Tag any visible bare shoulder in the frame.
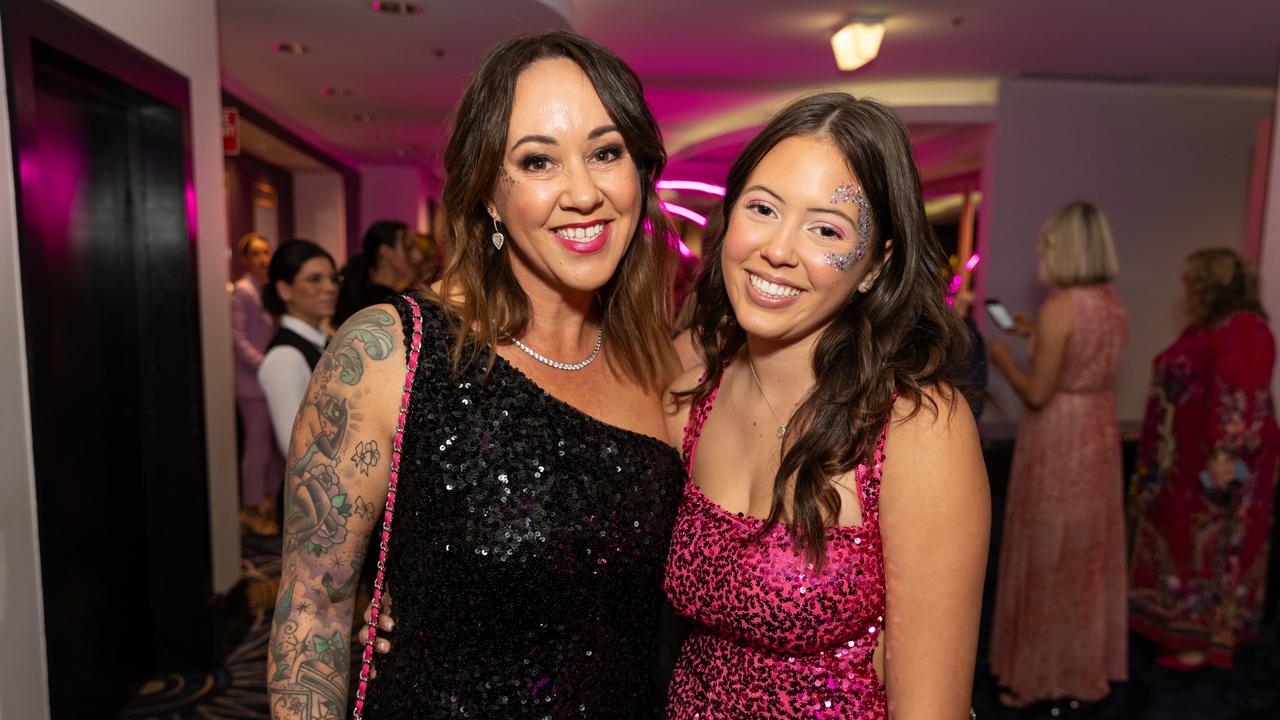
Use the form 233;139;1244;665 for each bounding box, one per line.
324;304;409;424
662;357;707;450
882;384;986;502
1040;290;1073;324
672;329;701;373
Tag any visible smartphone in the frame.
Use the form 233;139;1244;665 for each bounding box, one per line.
984;299;1017;331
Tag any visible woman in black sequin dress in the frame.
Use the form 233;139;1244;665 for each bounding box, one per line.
267;31;684;719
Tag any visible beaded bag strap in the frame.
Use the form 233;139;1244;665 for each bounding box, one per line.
352;294;423;719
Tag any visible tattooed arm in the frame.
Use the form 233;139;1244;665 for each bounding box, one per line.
268;305;405;720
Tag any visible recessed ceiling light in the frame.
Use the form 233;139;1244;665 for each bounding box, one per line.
322;86;352;97
272;41;310;55
351;112;375;123
831;18;885;72
369;2;421;15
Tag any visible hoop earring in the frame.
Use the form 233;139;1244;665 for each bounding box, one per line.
491;217;505;251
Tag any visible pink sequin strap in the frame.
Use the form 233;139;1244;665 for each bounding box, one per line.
680;366;723;475
352;295;423;720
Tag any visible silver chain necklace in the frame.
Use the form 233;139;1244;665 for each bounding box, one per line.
511;328;604;371
747;356;792;438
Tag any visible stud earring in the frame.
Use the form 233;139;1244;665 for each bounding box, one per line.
490;216;505;251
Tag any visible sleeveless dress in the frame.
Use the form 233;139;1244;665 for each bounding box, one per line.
989;284;1129;702
360;296;685;718
663;368;889;719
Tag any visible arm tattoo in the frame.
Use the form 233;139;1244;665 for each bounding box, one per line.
269;307;399;718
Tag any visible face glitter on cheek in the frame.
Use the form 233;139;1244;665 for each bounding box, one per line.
823;250;859;272
497;164;518;192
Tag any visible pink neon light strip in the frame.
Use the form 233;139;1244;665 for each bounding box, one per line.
657;180;727;197
965;252;981;271
662;202;708;226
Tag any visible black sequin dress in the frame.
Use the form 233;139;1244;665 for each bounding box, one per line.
361;296;684;719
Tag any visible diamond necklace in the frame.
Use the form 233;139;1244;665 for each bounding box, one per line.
511;328;603;371
747;356;792;438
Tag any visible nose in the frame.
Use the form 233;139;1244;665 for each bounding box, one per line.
558;157;603;213
759;223;799;268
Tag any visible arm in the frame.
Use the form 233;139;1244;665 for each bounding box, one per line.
268;305;404;720
879;388;990;719
231;286;267;369
989;293;1072;410
259;348;315;457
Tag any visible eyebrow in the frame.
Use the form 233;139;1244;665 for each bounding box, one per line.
743;185;858;227
510;125;620;152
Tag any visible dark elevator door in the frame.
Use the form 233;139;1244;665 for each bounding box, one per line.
15;43;214;717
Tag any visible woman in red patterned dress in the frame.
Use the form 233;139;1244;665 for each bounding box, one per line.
1129;247;1279;670
988;201;1130;708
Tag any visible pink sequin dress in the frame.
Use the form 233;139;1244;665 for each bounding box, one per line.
663;370;889;719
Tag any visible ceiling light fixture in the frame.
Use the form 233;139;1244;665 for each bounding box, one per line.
351;112;375;123
831;17;885;72
656;180;726;197
369;1;421;14
272;41;310;55
322;87;352;97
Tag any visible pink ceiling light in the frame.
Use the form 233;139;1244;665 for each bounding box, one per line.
656;179;726;197
662;202;708;226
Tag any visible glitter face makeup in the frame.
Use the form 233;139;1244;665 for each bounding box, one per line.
497;164;518;192
823;183;873;272
823;250;857;272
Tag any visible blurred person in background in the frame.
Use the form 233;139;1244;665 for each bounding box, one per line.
1129;247;1278;670
988;201;1129;709
333;220;422;326
230;231;281;536
259;239;339;463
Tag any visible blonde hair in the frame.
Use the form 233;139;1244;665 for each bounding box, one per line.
238;231;269;257
1036;201;1118;287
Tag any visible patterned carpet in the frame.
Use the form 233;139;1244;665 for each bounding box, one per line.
121;447;1279;720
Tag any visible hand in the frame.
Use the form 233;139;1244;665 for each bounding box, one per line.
359;590;395;677
1010;313;1034;337
1205;454;1237;491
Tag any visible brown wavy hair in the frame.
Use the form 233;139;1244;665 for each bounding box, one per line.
679;93;972;565
435;31;677;391
1184;247;1265;328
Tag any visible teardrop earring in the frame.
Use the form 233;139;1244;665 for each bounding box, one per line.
491;217;505;251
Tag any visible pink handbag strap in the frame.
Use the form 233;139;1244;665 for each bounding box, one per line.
352;294;423;719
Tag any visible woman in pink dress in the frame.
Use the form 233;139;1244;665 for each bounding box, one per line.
1129;247;1278;670
662;93;990;719
987;201;1129;708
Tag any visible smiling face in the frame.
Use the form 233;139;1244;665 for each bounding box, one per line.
487;57;641;298
721;134;890;346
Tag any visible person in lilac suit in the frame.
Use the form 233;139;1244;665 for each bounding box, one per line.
230;232;282;535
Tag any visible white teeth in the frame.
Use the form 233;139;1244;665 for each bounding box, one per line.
748;273;800;298
554;224;605;241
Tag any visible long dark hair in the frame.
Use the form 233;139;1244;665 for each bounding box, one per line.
680;93;972;565
263;239;335;316
436;30;678;391
335;220;408;324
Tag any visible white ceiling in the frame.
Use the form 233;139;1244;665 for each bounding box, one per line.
218;0;1280;184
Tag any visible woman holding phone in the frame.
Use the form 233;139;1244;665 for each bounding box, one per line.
987;201;1129;709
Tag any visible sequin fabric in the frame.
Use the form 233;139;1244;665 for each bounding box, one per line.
361;296;684;719
663;370;889;719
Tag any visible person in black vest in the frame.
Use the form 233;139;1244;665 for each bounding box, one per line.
259;240;339;460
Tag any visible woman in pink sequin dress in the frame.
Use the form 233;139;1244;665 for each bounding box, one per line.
662;94;990;719
988;201;1129;707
